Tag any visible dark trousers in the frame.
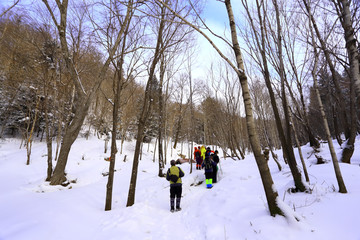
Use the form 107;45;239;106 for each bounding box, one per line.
170;185;182;210
213;167;218;183
205;171;213;179
170;185;182;199
196;157;202;169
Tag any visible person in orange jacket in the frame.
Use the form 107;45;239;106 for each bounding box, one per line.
194;147;202;170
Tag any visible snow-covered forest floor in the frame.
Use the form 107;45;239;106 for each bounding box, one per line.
0;135;360;240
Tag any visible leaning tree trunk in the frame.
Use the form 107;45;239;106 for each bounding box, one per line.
51;102;91;185
244;0;305;190
224;0;283;216
42;0;129;185
273;0;306;192
311;65;348;193
306;3;347;193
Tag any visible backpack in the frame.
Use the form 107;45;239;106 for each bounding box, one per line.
170;174;179;183
195;151;201;158
204;159;212;170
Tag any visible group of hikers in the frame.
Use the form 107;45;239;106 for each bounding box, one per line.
166;146;220;212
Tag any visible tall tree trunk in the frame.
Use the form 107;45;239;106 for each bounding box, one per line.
157;55;165;177
188;53;194;174
334;0;359;163
104;72;121;210
127;3;166;206
272;0;306;191
305;1;348;193
336;0;360;97
44;69;53;181
224;0;283;216
105;3;133;210
243;0;305;190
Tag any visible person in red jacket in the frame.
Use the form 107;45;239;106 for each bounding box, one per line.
194;147;202;170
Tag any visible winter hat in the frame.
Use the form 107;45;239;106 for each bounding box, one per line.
207;147;210;150
170;160;176;166
215;150;218;154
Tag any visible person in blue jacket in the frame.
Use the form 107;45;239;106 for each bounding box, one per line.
166;160;185;212
202;147;216;188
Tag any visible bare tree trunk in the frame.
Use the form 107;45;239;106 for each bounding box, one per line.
289;107;309;182
45;122;53;181
155;0;285;217
304;0;351;140
243;0;305;190
272;0;306;191
333;0;359;163
224;0;283;216
305;1;347;193
157;55;165;176
44;69;53;181
26;96;40;165
164;77;170;166
335;0;360;97
188;54;194;174
42;0;129;185
127;2;167;206
105;2;134;210
105;70;121;211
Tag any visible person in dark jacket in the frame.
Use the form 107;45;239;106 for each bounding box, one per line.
202;148;217;188
166;160;185;212
212;150;220;183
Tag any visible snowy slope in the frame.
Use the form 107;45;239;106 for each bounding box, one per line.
0;136;359;240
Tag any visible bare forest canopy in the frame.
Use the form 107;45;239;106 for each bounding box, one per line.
0;0;359;215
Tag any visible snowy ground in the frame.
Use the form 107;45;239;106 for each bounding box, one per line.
0;135;360;240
